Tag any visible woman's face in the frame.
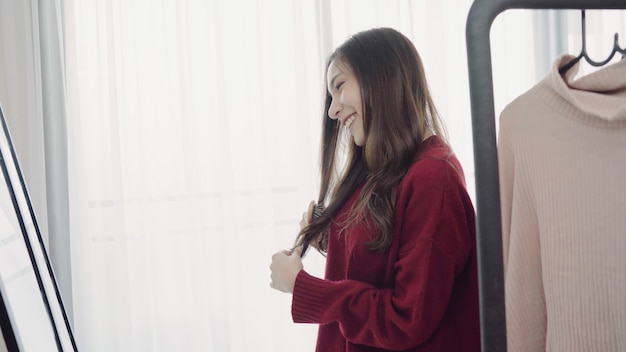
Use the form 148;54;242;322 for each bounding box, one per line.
326;59;366;146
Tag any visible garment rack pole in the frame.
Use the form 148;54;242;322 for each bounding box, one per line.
465;1;626;351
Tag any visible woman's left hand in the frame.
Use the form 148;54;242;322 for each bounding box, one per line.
269;246;303;293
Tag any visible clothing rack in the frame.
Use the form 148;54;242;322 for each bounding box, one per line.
465;1;626;351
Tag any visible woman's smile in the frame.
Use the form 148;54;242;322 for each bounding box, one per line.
344;113;356;130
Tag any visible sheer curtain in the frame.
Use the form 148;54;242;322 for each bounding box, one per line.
64;1;324;351
62;1;482;351
8;1;626;352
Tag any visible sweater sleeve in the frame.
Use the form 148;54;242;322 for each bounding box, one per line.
291;158;474;350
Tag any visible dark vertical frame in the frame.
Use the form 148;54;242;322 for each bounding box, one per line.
0;107;62;351
0;102;78;351
465;1;626;351
0;291;18;351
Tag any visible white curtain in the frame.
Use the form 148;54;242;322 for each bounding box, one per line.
62;1;481;351
64;1;325;350
5;0;626;351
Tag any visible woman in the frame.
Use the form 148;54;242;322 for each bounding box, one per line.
270;27;480;351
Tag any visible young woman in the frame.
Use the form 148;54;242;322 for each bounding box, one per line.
270;27;480;351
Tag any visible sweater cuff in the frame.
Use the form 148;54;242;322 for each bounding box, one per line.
291;270;329;323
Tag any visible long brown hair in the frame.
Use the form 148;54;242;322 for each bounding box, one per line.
295;27;447;255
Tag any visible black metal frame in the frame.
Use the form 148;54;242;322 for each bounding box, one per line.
0;290;18;351
0;103;78;351
465;1;626;351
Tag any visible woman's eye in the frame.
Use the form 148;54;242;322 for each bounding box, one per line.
335;82;344;90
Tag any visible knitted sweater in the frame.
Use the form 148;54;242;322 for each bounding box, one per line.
292;136;480;351
498;55;626;352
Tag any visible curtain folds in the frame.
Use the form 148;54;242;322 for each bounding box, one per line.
64;1;326;350
37;0;73;323
0;0;73;322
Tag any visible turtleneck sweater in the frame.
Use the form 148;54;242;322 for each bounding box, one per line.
498;55;626;352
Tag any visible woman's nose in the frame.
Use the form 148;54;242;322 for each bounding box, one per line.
328;99;341;120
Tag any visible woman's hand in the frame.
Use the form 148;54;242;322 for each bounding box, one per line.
269;246;303;293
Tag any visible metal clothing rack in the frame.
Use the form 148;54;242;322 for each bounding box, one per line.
465;1;626;351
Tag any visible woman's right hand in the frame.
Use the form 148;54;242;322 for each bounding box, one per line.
269;246;303;294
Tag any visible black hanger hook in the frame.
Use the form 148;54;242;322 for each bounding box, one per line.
559;9;626;75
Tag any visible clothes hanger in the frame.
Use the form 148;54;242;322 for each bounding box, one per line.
559;9;626;75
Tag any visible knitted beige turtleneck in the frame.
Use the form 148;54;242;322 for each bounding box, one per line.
498;54;626;352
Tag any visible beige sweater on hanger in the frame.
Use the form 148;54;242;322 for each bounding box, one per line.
498;54;626;352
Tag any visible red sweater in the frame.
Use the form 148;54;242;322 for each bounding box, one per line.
292;136;480;351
